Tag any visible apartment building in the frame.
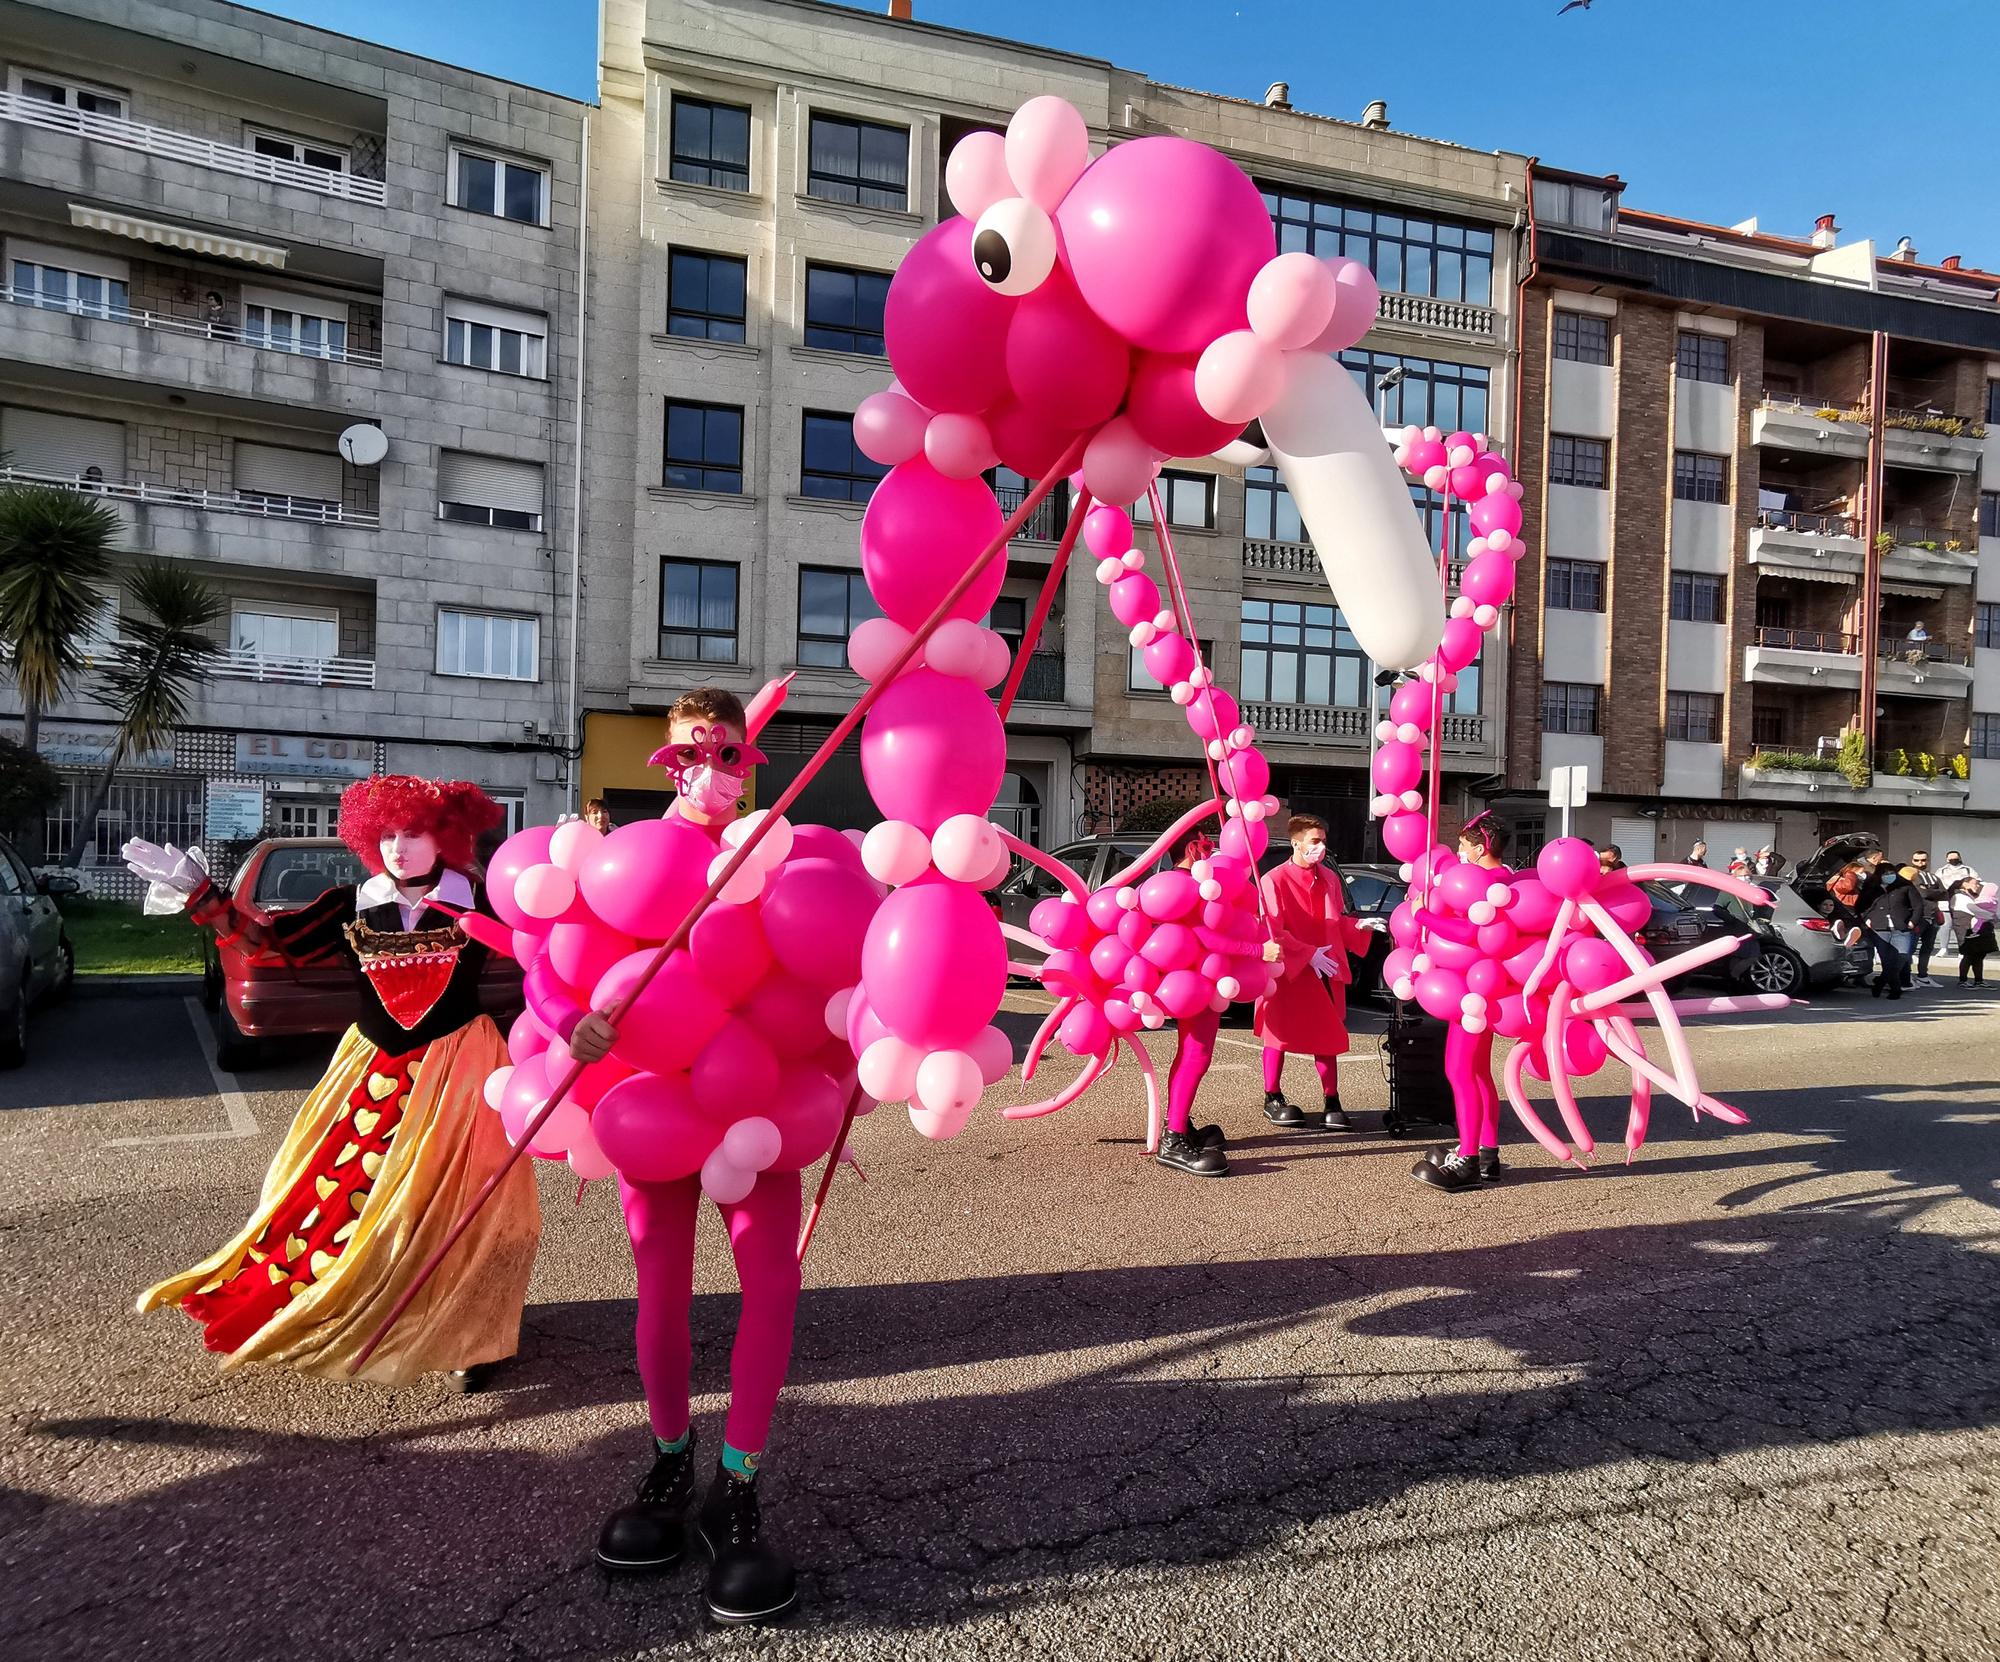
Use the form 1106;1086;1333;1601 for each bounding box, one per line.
582;0;1524;853
0;0;585;887
1503;169;2000;873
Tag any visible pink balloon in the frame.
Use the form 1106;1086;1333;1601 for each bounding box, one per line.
1506;875;1563;934
1564;1021;1609;1076
1476;919;1521;959
1108;572;1164;630
1435;864;1491;917
985;396;1080;478
1381;946;1417;989
1493;993;1542;1040
594;1071;714;1183
761;857;878;986
1090;936;1133;983
1389;681;1436;729
1032;896;1086;949
486;825;557;931
944;128;1013;218
860;670;1006;831
1140;921;1200;971
924;411;998;479
1004;268;1131;429
846;616;912;685
1536;838;1602;900
592;950;728;1075
511;928;544;964
1119;956;1160;994
1388;900;1422;948
861;880;1007;1050
1154;968;1212;1020
1059;1001;1112;1056
1246;251;1338;349
1127;351;1242;458
1469;492;1523;540
1465;957;1506;997
1306;257;1380;354
769;1066;847;1170
1372;740;1422;796
1381;812;1433;863
1186;689;1242;742
860;459;1006;631
1081;416;1159;508
740;973;837;1061
1596;874;1654;934
1081;504;1133;559
1138;870;1200;921
506;1009;553;1066
1084;888;1125;932
1458;550;1517;607
1563;937;1625;993
548;919;636;996
1219;817;1268;863
1438;617;1484;674
579;817;716;941
853;389;929;467
543;1033;632;1110
1193;329;1285;425
924;617;990;680
1218;747;1271;804
1143;631;1196;687
1116;908;1153;951
884;217;1015;413
1413;966;1468;1023
1055;136;1273;354
688;901;772;1005
790;823;870;877
691;1017;781;1119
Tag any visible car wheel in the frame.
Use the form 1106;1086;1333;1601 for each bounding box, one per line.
47;934;75;1004
201;953;223;1012
1748;945;1803;996
0;979;26;1069
212;1003;262;1072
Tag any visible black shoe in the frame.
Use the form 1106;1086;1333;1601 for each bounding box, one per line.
596;1432;697;1573
1155;1129;1229;1177
1321;1094;1357;1133
1870;979;1884;998
696;1461;798;1626
1886;986;1902;1000
447;1359;504;1394
1263;1091;1307;1129
1478;1147;1504;1183
1412;1150;1481;1192
1189;1122;1227;1151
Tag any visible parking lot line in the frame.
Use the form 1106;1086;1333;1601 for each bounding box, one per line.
105;997;262;1148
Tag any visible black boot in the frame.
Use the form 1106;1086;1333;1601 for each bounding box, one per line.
1478;1147;1504;1183
696;1461;798;1626
1263;1090;1306;1128
1189;1122;1228;1151
596;1431;697;1573
1321;1094;1356;1133
1155;1128;1229;1177
1412;1149;1481;1192
448;1358;505;1394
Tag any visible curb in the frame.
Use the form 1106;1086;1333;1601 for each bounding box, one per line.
75;974;204;998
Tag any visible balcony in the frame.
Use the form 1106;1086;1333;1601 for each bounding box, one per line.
1010;650;1066;705
1880;524;1979;586
1748;507;1864;577
0;89;384;204
3;285;384;369
1882;405;1986;473
1743;625;1860;689
1739;752;1969;809
0;466;378;528
1375;292;1499;339
1244;702;1369;742
1877;641;1974;699
1752;396;1869;459
1244;538;1464;589
993;483;1069;545
102;639;376;689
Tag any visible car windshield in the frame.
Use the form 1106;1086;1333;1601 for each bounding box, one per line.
254;847;365;906
1004;844;1098;900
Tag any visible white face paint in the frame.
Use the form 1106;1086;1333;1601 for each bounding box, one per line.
379;830;441;883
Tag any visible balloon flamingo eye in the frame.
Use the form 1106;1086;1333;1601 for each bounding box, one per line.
970;197;1056;296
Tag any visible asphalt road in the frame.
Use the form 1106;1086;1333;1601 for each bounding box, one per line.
1;977;1997;1662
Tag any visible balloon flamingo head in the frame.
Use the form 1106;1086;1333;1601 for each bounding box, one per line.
857;95;1447;669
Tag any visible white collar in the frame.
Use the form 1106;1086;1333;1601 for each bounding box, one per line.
356;867;474;915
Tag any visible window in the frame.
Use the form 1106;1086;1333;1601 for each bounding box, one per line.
1263;185;1495;306
487;792;527;839
6;249;128;320
436;450;545;531
659;559;739;662
1341;350;1490;434
247;128;347;174
1549;434;1609;490
1670;571;1726;623
1988;382;2000;427
1245;466;1301;543
986;465;1069;542
437;609;538;681
1531;177;1617;234
10;69;124;118
806;115;909;210
664;401;743;494
1541;681;1602;734
234;443;341;515
443;297;547;376
1546;558;1605;612
1752;705;1787;746
1666;690;1722;743
1553;310;1611;365
233;606;338;662
669;96;750;192
1676;331;1730;384
1976;603;2000;651
1974;713;2000;760
666;251;746;343
1131;470;1215;530
450;147;548;226
1408;484;1471;562
800;411;886;503
797;568;881;668
243;286;349;361
0;407;125;481
1674;451;1730;504
1979;491;2000;539
803;263;890;355
1242;599;1368;707
1129;636;1214;695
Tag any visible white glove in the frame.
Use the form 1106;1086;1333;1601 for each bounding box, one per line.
124;839;207;914
1310;946;1339;977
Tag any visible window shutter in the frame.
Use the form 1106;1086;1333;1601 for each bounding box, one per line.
1;408;126;479
234;442;341;500
438;450;544;514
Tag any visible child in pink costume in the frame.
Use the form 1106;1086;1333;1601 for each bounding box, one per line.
564;685;801;1627
1415;815;1509;1194
1255;813;1370;1132
1156;827;1229;1177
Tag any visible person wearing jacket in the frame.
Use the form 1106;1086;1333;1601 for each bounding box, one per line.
1935;852;1977;951
1861;862;1917;997
1907;851;1947;985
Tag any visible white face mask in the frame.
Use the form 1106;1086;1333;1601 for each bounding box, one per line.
1296;841;1326;866
680;765;746;817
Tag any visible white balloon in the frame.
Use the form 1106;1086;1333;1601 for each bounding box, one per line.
722;809;792;867
548;818;604;873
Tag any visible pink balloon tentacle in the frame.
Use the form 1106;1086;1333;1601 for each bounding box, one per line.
1605;1013;1653;1158
1572;930;1751;1014
1625;863;1773;908
1543;979;1596;1160
1003;1048;1114;1120
1022;993;1078;1083
994;828;1092;902
1125;1029;1162;1152
1521;897;1577;1000
1502;1034;1576;1163
1577;896;1701;1105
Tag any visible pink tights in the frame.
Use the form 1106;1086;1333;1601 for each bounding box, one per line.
1262;1048;1337;1097
1166;1007;1221;1134
1444;1024;1501;1159
617;1168;802;1453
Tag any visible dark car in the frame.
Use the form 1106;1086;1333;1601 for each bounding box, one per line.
1336;863;1406;998
993;836;1157;967
201;837;524;1069
0;831;77;1068
1639;880;1764;986
1791;832;1881;912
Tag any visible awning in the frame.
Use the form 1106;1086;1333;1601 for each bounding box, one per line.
1762;558;1856;586
68;203;287;269
1880;580;1944;600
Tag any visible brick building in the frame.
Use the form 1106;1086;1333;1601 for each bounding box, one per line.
1501;168;2000;874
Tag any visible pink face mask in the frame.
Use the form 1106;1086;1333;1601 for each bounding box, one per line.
1297;842;1327;866
649;723;765;815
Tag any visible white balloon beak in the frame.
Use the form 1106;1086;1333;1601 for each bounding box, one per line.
1259;355;1447;670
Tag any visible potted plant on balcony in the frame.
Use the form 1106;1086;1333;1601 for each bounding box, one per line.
1874;532;1895;557
1837;728;1871;789
1951;753;1970;781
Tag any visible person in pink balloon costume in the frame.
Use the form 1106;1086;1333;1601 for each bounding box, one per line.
1155;824;1231;1177
1255;815;1369;1132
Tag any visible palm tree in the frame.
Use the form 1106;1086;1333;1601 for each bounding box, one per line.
0;485;122;754
67;559;220;868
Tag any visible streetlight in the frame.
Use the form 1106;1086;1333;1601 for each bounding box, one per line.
1364;365;1409;857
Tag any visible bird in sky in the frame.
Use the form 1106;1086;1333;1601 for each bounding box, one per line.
1558;0;1594;13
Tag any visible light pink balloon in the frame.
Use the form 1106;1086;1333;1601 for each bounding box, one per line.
548;818;604;874
861;880;1007;1050
854;389;930;467
486;825;557;932
914;1048;983;1116
483;1063;515;1111
924;411;999;479
967;1024;1013;1086
1247;252;1338;349
700;1150;755;1205
858;1034;921;1101
506;1010;552;1067
1006;95;1091;210
721;1114;783;1172
862;820;931;887
931;814;1000;884
1194;330;1286;425
579;817;715;941
848;615;913;684
1306;258;1381;354
1081;417;1159;507
566;1118;617;1182
944;128;1014;219
860;670;1006;831
925;617;990;680
974;629;1013;689
859;458;1006;631
514;862;578;922
908;1099;974;1141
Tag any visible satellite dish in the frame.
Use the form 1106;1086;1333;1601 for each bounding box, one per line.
338;424;388;467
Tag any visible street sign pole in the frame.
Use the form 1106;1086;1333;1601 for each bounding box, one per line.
1548;765;1590;839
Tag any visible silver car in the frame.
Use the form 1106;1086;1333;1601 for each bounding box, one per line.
0;833;78;1067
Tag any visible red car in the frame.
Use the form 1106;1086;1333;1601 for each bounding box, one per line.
201;837;524;1069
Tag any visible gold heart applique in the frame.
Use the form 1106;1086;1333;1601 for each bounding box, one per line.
309;1250;335;1277
334;1141;362;1167
196;1272;225;1296
365;1074;399;1102
287;1281;307;1300
333;1220;358;1244
266;1263;287;1286
360;1152;384;1180
299;1207;321;1230
315;1175;338;1201
246;1246;267;1265
284;1234;307;1260
354;1108;382;1136
406;1059;423;1081
349;1190;368;1213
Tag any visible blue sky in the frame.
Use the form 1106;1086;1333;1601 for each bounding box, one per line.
256;0;1999;268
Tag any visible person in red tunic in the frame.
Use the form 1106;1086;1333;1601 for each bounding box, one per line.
1255;814;1370;1131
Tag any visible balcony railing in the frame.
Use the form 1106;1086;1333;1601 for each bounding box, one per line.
1754;625;1856;654
1376;292;1499;338
1879;640;1969;667
1244;538;1464;588
1883;524;1972;553
0;466;378;527
1439;713;1489;745
0;89;385;203
1883;405;1987;440
1011;649;1066;704
993;483;1069;544
1758;393;1867;422
102;639;376;689
1241;702;1368;740
1755;507;1859;539
4;285;384;368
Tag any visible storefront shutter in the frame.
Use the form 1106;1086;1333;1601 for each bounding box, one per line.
234;442;341;501
0;407;126;480
437;449;544;514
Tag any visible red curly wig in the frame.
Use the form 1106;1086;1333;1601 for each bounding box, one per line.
337;775;504;876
